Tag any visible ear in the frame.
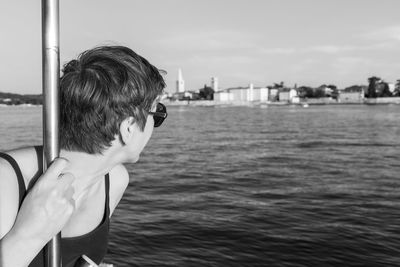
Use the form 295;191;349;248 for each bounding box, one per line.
119;117;137;144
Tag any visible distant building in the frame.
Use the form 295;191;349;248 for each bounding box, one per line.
176;68;185;93
213;84;268;102
291;95;300;104
338;89;364;103
214;90;232;102
279;88;298;103
388;83;395;93
248;83;254;101
211;77;219;91
268;88;279;101
253;86;269;102
344;85;367;95
229;87;249;102
184;91;196;100
172;90;200;101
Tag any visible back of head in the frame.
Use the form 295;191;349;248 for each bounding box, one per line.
60;46;166;154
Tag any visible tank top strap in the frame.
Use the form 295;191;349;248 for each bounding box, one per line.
34;146;43;173
105;173;110;217
0;152;26;207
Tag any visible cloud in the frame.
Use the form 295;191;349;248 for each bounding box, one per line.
364;25;400;42
330;57;375;83
299;41;399;55
332;57;371;68
155;30;260;52
307;45;357;54
260;47;296;55
155;26;400;61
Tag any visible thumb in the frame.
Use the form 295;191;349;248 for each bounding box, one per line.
42;157;69;180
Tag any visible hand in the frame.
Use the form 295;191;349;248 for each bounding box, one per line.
10;157;75;244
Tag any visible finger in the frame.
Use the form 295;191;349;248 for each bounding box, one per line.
57;172;75;188
68;198;75;214
64;184;75;200
63;197;75;218
42;157;69;180
69;197;76;212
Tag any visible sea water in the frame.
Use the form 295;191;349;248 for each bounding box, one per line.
1;104;399;266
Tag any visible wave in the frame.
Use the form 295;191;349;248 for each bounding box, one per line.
296;141;397;148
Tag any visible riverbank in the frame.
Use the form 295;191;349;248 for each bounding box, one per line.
0;103;41;108
165;97;400;107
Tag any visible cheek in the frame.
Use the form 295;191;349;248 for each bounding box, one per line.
136;117;154;152
144;117;154;140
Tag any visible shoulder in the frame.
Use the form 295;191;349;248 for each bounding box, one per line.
5;146;41;186
108;164;129;216
0;147;39;239
0;155;20;238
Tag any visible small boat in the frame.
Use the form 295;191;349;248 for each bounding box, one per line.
302;103;309;108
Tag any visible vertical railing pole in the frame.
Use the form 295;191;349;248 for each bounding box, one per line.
42;0;61;266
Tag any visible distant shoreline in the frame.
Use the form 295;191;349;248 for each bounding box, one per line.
1;98;400;108
164;97;400;107
0;103;42;107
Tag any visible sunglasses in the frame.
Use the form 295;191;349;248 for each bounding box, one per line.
148;103;168;127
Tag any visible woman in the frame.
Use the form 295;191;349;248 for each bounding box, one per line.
0;46;167;267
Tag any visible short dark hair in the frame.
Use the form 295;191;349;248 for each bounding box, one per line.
60;46;166;154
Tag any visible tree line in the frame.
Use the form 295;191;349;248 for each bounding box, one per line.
0;92;43;105
269;77;400;99
366;77;400;98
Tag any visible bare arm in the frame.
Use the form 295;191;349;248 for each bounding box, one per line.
0;158;42;266
0;158;75;267
0;229;44;267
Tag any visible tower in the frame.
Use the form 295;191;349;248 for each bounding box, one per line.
248;83;254;101
176;68;185;93
211;77;218;91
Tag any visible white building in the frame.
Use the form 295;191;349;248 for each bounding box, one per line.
176;68;185;93
253;87;269;102
230;87;250;101
213;84;269;102
388;83;395;93
211;77;219;91
214;90;232;102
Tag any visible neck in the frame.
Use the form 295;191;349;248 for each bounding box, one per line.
59;146;122;201
60;149;113;180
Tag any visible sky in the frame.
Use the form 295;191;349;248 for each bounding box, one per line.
1;0;400;94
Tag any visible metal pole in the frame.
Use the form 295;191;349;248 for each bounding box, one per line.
42;0;61;266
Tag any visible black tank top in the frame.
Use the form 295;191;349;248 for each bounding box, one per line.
0;146;110;267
